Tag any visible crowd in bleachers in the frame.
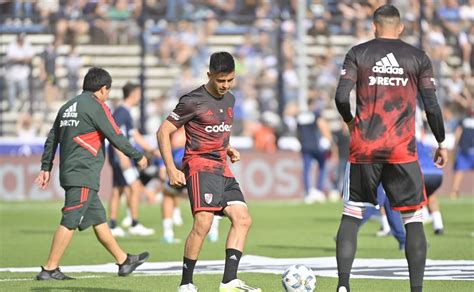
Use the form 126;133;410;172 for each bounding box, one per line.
0;0;472;144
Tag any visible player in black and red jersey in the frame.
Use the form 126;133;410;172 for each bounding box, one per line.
157;52;260;292
334;5;448;292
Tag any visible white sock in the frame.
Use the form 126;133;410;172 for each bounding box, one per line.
381;215;390;232
210;216;220;234
126;208;131;218
173;207;182;219
163;218;173;238
422;206;431;220
432;211;444;230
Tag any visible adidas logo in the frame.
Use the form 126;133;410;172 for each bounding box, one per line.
63;102;78;118
229;255;238;261
372;53;404;75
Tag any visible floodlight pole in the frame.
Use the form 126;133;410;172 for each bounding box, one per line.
296;0;308;112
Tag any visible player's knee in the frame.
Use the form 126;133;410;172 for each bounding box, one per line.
234;213;252;230
192;214;213;237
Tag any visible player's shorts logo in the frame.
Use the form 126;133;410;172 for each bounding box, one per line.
205;122;232;133
204;193;213;204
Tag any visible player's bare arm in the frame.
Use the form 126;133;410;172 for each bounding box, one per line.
227;146;240;163
132;129;161;158
157;120;186;187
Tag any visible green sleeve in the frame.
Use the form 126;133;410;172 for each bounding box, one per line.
92;102;143;162
41;114;60;171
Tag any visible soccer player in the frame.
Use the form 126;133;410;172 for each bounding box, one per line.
334;5;448;292
450;112;474;199
296;98;338;204
108;82;157;237
157;52;260;292
35;67;150;280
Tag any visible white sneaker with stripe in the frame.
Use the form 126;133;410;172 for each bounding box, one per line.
219;279;261;292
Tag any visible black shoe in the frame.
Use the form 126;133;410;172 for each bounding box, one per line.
434;229;444;235
117;252;150;276
36;266;74;280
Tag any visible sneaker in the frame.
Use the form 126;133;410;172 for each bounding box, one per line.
128;223;155;236
121;216;132;228
338;287;348;292
117;252;150;276
219;279;261;292
111;226;126;237
376;228;391;237
36;266;74;280
434;229;444;235
178;283;198;292
328;189;341;202
162;235;182;244
304;188;326;204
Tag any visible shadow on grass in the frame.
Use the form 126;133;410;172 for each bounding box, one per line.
31;287;131;292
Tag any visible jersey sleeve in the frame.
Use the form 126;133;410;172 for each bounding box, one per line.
40;113;60;171
92;101;143;162
340;48;358;82
166;95;197;128
418;53;436;90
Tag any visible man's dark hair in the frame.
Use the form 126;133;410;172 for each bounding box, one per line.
209;51;235;73
373;5;401;26
82;67;112;92
122;82;140;99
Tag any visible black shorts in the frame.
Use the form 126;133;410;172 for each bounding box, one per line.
424;173;442;197
343;161;427;211
185;172;246;215
111;164;127;187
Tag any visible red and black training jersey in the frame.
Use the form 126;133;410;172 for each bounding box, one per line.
340;38;436;163
166;85;234;177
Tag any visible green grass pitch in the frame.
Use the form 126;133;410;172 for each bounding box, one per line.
1;197;473;291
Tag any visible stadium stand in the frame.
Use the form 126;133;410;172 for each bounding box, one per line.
0;0;472;142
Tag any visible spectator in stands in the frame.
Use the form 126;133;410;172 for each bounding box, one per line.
64;44;83;97
205;0;237;18
436;0;462;38
5;33;34;111
16;112;38;139
11;0;34;22
107;0;140;44
445;69;472;110
253;111;278;153
39;38;60;111
35;0;60;28
56;0;90;44
283;61;298;103
309;16;330;38
87;1;110;44
460;0;474;22
254;0;280;30
458;25;473;75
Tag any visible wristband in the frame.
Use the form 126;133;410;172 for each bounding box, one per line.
123;168;139;185
438;141;447;149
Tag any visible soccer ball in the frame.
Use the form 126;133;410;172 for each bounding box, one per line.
282;264;317;292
